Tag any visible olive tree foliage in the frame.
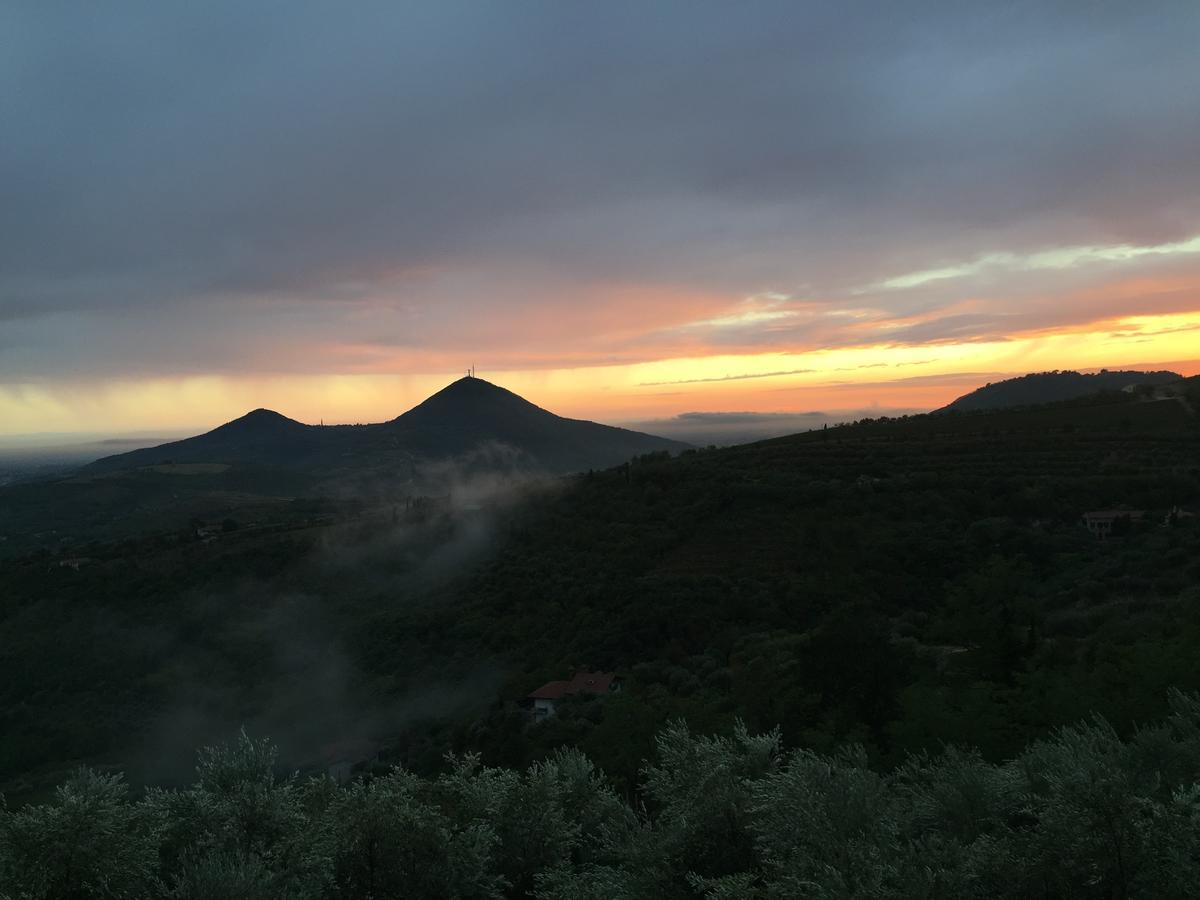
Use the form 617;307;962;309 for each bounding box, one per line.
535;721;780;900
5;699;1200;899
436;746;636;898
163;852;278;900
0;769;160;900
1000;690;1200;900
637;720;780;893
748;745;901;898
534;863;643;900
541;703;1200;900
891;744;1025;898
146;730;325;898
323;769;500;899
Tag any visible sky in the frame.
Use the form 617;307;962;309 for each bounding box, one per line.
3;2;1199;436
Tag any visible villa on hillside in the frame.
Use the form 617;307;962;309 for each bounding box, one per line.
527;670;622;720
1082;509;1144;540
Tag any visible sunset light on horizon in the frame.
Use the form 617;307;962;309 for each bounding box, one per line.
3;4;1198;438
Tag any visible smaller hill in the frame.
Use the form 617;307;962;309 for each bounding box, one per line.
938;369;1181;413
86;409;324;473
209;408;309;437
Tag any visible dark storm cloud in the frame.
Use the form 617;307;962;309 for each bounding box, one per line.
2;1;1199;377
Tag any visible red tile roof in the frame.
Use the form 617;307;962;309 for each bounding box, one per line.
528;670;618;700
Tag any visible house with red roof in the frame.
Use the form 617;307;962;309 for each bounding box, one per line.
527;670;621;720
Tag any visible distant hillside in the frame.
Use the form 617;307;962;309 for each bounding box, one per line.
938;369;1181;413
84;377;687;476
2;382;1199;802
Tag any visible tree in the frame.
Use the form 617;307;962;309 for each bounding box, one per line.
639;720;779;889
148;731;321;897
0;769;160;899
327;769;500;899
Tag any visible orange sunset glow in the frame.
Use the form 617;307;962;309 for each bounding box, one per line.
3;4;1199;442
4;309;1198;436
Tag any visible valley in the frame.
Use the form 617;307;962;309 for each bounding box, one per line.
2;375;1197;804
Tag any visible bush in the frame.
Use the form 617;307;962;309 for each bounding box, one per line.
5;702;1200;898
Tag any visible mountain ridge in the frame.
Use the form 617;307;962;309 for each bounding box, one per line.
85;377;687;476
937;369;1182;413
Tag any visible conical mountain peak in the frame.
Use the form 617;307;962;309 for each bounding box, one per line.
397;376;545;422
382;376;687;468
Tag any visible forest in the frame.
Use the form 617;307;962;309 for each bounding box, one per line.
4;695;1200;898
444;391;1200;786
2;387;1199;896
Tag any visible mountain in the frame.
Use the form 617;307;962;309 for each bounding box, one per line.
84;408;336;473
384;377;688;471
85;377;687;476
937;369;1181;413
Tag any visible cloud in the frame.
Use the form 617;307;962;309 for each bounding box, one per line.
640;367;816;386
2;1;1199;415
865;233;1200;292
